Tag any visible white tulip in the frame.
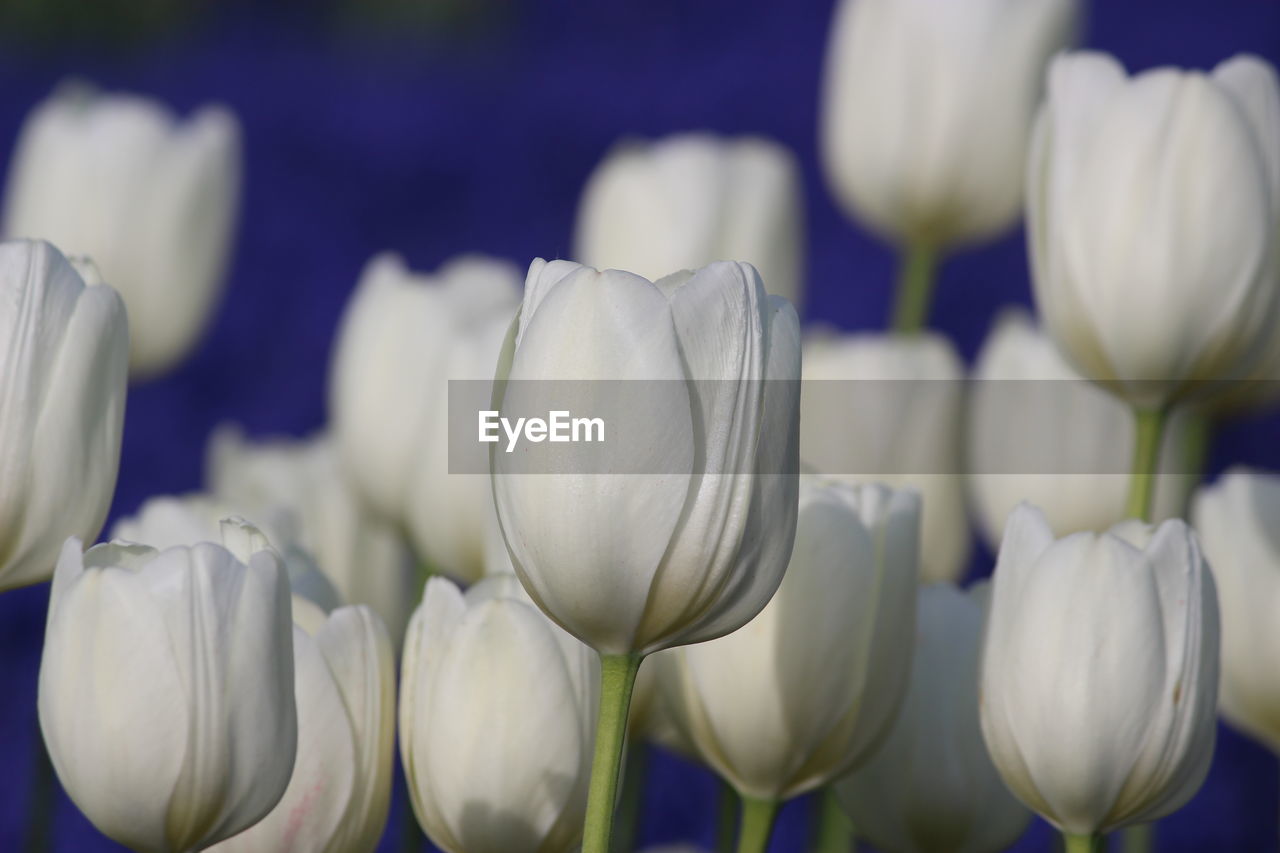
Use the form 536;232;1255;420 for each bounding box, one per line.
0;239;128;592
980;504;1219;835
801;330;968;583
967;310;1192;548
660;482;920;801
1192;469;1280;753
1028;52;1280;407
329;252;521;583
206;425;417;645
210;599;395;853
4;82;240;378
490;259;801;655
837;583;1030;853
39;536;296;852
575;133;805;308
400;575;599;853
821;0;1077;248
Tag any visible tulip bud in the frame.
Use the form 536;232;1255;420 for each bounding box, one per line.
207;425;417;646
800;330;968;583
490;259;801;656
821;0;1077;248
659;481;920;801
967;310;1191;548
329;253;521;583
38;536;296;852
836;583;1030;853
575;133;805;308
1028;53;1280;407
210;600;395;853
980;505;1219;835
4;82;240;378
400;575;599;853
1192;469;1280;753
0;239;128;592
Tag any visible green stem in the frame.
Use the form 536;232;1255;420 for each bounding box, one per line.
735;797;781;853
890;242;939;334
1122;823;1152;853
1063;833;1101;853
23;729;55;853
812;787;854;852
716;779;739;853
1124;406;1169;522
610;742;649;853
582;653;643;853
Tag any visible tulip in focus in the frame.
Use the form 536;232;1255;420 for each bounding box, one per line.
575;132;805;309
660;481;920;804
329;253;521;583
400;575;599;853
980;505;1219;839
0;239;128;592
1192;469;1280;754
4;82;241;378
801;330;968;583
38;535;296;852
837;583;1030;853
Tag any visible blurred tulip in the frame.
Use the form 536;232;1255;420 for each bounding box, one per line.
660;481;920;801
801;330;968;583
400;575;599;853
980;505;1219;835
575;132;805;309
38;535;296;852
491;258;800;656
967;310;1191;548
329;253;520;583
1028;53;1280;408
211;599;395;853
1192;469;1280;753
837;583;1030;853
821;0;1076;249
207;425;417;646
4;82;240;378
0;239;128;592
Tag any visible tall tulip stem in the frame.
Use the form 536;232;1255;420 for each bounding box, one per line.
1064;833;1101;853
1125;406;1169;522
812;786;854;852
582;653;643;853
717;779;740;853
736;796;781;853
890;241;939;334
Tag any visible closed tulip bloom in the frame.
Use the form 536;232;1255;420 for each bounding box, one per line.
980;505;1219;835
207;425;416;646
330;253;521;583
4;83;240;378
1029;53;1280;407
660;482;920;801
39;536;296;852
1192;469;1280;753
967;310;1191;549
491;259;801;655
0;239;128;592
400;575;599;853
211;599;395;853
837;583;1030;853
821;0;1076;248
575;133;805;308
801;330;968;583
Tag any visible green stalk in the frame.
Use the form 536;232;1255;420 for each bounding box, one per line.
582;654;643;853
716;779;739;853
889;242;939;334
735;797;781;853
23;729;55;853
1124;406;1169;522
1122;822;1152;853
1064;833;1101;853
610;742;649;853
812;786;854;852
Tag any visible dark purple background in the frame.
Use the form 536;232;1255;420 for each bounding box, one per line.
0;1;1278;850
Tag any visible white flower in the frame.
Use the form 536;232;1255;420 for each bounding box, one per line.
4;82;240;378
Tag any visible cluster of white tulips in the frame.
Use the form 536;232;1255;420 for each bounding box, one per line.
2;0;1279;852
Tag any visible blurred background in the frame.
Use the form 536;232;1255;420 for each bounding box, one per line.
0;0;1277;849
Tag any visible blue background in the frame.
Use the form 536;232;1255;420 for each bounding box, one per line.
0;0;1278;850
